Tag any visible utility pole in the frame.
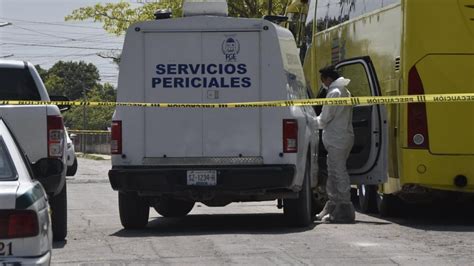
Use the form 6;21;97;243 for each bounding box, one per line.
268;0;273;16
82;88;87;154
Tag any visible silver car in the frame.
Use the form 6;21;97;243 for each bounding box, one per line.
0;119;53;265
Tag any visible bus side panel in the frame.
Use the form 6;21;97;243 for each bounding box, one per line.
311;5;402;183
400;0;474;192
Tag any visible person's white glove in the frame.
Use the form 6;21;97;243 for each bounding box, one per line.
310;116;321;130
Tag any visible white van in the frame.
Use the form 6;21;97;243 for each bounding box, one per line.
109;2;320;229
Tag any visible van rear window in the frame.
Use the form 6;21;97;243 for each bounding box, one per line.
0;68;41;100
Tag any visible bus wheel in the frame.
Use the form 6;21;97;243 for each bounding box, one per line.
358;185;378;214
376;193;399;217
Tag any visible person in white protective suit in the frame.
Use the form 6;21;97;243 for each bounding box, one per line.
314;66;356;223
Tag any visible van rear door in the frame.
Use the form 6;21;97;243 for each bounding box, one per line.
143;31;261;158
201;32;261;157
144;32;203;158
335;57;388;185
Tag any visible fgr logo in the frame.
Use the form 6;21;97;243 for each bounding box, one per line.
222;36;240;62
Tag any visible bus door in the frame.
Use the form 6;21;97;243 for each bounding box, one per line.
334;56;388;185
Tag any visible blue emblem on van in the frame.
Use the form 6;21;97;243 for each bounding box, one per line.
222;36;240;62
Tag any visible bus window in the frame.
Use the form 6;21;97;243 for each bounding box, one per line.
337;63;371;97
315;0;401;32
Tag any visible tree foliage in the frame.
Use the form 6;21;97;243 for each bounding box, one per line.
64;83;116;130
36;61;116;130
66;0;291;35
38;61;100;100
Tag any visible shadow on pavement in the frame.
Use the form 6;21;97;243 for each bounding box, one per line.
111;213;317;237
361;200;474;232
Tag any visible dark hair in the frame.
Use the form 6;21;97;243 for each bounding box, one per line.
319;66;340;81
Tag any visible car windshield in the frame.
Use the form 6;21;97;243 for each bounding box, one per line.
0;68;41;100
0;138;16;181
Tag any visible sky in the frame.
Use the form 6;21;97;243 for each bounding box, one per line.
0;0;146;85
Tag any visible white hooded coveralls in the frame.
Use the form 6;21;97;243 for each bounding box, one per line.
316;77;355;204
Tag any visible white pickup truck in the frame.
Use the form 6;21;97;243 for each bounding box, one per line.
0;60;68;241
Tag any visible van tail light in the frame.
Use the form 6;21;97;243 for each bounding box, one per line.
111;121;122;155
47;115;65;158
283;119;298;153
0;210;39;239
407;66;429;149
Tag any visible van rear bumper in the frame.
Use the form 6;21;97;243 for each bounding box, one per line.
108;165;295;193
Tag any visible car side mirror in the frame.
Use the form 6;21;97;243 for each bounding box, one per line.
32;158;64;193
49;95;71;112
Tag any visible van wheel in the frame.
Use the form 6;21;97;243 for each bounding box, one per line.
50;183;67;241
154;197;194;217
377;193;400;217
358;185;378;213
66;158;78;176
284;159;312;227
119;192;149;229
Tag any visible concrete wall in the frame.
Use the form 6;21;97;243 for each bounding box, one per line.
73;133;111;155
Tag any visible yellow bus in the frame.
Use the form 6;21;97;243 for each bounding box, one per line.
294;0;474;215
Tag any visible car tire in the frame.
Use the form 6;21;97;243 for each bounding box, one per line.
66;158;78;176
154;198;195;217
377;193;400;217
284;159;312;227
50;183;67;241
119;192;149;229
358;184;378;214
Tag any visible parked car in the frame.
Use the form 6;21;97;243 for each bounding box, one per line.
65;129;78;176
0;119;57;265
0;60;69;241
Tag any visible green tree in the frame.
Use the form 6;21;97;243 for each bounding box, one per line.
34;65;48;81
36;61;115;130
66;0;291;36
64;83;116;130
42;61;100;100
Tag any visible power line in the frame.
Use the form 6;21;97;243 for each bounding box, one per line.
0;17;103;29
11;25;75;40
0;42;120;51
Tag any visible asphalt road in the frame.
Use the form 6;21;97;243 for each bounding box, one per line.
52;158;474;265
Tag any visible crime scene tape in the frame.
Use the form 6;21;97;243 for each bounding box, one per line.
68;130;109;134
1;93;473;108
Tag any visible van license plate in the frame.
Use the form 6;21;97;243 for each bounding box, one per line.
187;170;217;186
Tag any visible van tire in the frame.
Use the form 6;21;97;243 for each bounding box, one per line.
154;198;194;217
358;184;378;213
66;158;78;176
284;159;312;227
377;193;399;217
51;183;67;241
119;192;149;229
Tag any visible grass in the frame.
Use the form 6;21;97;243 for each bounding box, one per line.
76;153;108;160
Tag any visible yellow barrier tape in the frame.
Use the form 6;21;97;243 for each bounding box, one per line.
1;93;473;108
68;130;109;134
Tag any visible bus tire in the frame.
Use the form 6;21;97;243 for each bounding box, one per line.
154;198;194;217
51;183;67;241
119;192;149;229
358;184;378;213
284;159;312;227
